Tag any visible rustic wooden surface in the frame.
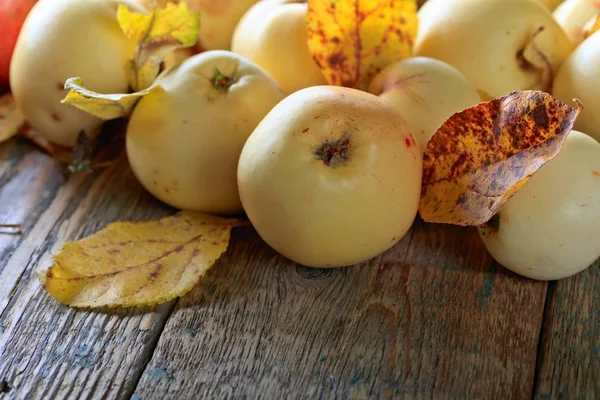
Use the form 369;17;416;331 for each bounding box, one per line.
0;138;598;400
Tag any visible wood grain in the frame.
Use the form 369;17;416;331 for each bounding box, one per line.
1;137;597;400
0;141;174;400
534;260;599;399
133;220;547;399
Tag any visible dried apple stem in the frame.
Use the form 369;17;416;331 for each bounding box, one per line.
212;69;236;90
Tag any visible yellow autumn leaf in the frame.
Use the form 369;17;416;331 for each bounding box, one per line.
418;90;582;226
61;77;159;120
118;2;201;91
307;0;418;90
39;212;242;308
0;93;25;144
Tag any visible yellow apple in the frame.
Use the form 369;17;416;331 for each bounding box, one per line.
553;0;599;46
237;86;422;268
136;0;259;51
231;0;327;94
415;0;574;99
126;50;285;214
478;130;600;280
368;56;481;152
9;0;145;147
552;30;600;142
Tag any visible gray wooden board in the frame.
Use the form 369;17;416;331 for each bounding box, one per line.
0;140;597;399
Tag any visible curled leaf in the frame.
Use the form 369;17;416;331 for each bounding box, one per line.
418;90;582;226
39;212;243;308
117;2;201;91
61;77;159;120
0;93;25;144
307;0;418;90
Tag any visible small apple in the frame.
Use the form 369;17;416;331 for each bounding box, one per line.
415;0;573;99
10;0;145;147
478;130;600;281
552;30;600;142
368;56;481;152
237;86;422;268
553;0;599;46
0;0;37;88
231;0;327;94
126;50;285;215
136;0;259;51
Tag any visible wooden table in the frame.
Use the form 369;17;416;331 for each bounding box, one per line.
0;136;597;400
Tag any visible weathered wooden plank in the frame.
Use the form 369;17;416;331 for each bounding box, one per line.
0;139;66;271
0;142;175;400
134;220;548;399
534;261;599;399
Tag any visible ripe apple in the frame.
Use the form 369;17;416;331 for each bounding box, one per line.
368;56;481;152
415;0;573;99
237;86;422;268
126;50;285;215
0;0;37;88
136;0;259;51
10;0;145;147
553;0;599;45
231;0;327;94
478;130;600;281
552;30;600;142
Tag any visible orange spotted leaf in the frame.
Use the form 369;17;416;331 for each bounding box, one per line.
307;0;418;90
39;212;243;308
418;90;582;226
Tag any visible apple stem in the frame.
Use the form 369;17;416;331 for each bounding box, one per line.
315;138;350;167
212;69;236;90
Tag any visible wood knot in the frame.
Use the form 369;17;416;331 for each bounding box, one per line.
0;380;11;394
296;266;332;280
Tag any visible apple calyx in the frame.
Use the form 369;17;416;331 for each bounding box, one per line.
315;138;350;167
518;26;553;91
212;69;236;90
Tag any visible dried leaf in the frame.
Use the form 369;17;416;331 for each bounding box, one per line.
20;128;73;164
0;93;25;144
39;212;242;308
61;77;159;120
117;2;201;91
307;0;418;90
583;15;600;39
68;131;96;173
418;90;582;226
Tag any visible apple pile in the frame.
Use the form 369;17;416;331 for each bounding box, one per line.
5;0;600;281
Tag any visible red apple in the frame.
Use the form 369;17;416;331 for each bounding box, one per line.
0;0;37;88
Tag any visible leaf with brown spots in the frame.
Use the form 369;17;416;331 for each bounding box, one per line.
418;90;582;226
0;93;25;144
39;212;243;308
307;0;417;90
